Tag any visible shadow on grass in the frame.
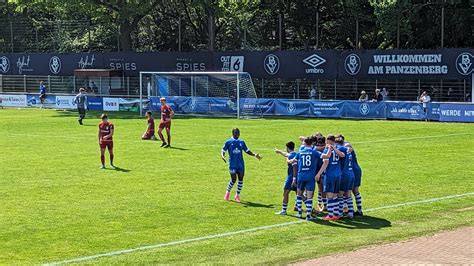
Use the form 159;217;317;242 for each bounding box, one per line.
308;215;391;230
168;146;190;151
240;201;275;209
103;166;131;172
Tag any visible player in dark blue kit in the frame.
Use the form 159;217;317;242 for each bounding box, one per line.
39;81;47;108
221;128;262;203
292;137;330;220
322;135;346;221
274;141;298;215
335;134;355;219
344;137;363;216
312;135;328;212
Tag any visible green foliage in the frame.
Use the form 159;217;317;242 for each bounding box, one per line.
2;0;473;52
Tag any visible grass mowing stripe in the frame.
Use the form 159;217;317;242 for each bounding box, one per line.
351;132;473;144
4;132;473;151
43;192;474;265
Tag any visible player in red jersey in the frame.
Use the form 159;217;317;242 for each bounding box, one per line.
142;111;156;140
158;97;174;148
98;113;115;169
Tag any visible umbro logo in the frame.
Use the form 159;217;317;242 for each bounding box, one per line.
303;54;326;74
303;54;326;68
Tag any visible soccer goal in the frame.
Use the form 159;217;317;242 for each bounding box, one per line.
139;71;262;119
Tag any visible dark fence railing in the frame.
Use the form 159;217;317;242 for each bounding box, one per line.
0;74;471;102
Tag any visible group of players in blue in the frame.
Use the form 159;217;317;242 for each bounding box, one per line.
221;128;362;221
275;133;363;221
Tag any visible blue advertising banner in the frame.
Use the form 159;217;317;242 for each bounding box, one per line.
343;101;386;119
241;98;275;116
5;92;474;122
438;103;474;122
86;96;103;110
427;103;440;121
385;101;426;120
310;100;345;118
26;94;56;108
150;96;237;115
274;99;312;117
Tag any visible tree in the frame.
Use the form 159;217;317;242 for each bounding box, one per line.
91;0;161;51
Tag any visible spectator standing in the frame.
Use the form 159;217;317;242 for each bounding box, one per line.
418;91;431;114
358;91;368;102
381;87;388;100
372;89;383;102
310;85;317;100
91;82;98;94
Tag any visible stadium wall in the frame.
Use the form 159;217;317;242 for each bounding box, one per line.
1;93;473;123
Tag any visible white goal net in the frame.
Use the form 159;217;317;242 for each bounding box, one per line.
139;71;262;118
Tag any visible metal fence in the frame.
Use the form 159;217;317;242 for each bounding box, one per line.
0;19;112;53
0;74;471;102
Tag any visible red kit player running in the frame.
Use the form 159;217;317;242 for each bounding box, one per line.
142;111;156;140
98;113;115;169
158;97;174;148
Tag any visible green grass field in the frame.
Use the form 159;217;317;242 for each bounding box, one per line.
0;108;473;264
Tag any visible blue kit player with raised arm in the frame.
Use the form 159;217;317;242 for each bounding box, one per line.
221;128;262;203
274;141;298;215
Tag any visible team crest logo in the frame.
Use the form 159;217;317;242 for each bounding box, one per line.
49;56;61;74
455;52;474;75
287;103;296;113
264;54;280;75
344;54;361;75
412;104;423;114
359;103;370;115
0;56;10;73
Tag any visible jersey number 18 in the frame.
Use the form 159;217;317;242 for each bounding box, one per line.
302;155;312;167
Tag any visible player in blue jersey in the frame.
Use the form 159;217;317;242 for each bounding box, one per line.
312;135;328;212
291;137;330;220
336;134;355;219
39;81;47;108
221;128;262;203
344;138;363;216
322;135;346;221
274;141;298;215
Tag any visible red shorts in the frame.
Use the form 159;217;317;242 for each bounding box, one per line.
99;141;113;150
142;131;155;139
159;122;171;129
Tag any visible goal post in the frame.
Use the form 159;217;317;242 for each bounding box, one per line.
139;71;262;119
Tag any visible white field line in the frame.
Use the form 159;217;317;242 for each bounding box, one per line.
43;192;474;265
2;132;472;152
